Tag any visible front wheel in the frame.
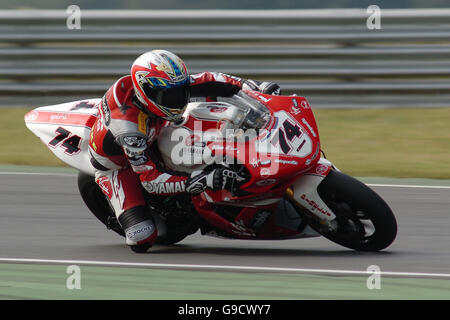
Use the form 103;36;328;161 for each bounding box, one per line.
302;170;397;251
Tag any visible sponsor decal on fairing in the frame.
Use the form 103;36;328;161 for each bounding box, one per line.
300;193;332;217
315;164;329;175
24;110;39;122
255;179;277;186
231;219;256;237
291;98;301;115
275;159;298;165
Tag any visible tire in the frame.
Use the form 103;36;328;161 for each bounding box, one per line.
306;170;397;251
155;233;189;245
77;172;125;237
154;208;199;245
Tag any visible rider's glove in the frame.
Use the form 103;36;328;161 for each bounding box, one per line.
243;80;281;95
185;167;246;195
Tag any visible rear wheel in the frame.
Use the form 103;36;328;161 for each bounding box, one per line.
152;197;199;245
299;170;397;251
156;233;191;245
77;172;125;237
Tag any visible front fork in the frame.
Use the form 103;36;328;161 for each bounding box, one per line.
286;157;339;231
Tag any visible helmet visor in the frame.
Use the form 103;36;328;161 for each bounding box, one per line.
143;84;190;110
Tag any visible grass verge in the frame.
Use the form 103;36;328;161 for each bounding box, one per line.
314;108;450;179
0;263;449;300
2;107;450;178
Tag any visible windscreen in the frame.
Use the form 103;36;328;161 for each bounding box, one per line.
219;91;270;130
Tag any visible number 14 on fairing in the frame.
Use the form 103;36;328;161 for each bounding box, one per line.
266;111;313;158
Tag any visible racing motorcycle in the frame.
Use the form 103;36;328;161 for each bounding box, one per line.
24;90;397;251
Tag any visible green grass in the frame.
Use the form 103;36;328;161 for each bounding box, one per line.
1;108;66;167
1;263;449;300
314;108;450;179
3;107;450;178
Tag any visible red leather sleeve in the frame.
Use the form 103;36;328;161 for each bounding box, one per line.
129;146;189;196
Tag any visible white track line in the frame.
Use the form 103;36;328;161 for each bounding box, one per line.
0;258;450;278
0;171;75;177
368;183;450;189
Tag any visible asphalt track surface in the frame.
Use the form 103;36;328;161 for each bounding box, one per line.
1;171;450;278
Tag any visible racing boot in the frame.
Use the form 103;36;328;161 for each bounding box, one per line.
118;206;158;253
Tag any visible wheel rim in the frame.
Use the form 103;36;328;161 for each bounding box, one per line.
323;192;378;244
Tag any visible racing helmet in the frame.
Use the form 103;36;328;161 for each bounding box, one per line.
131;50;190;121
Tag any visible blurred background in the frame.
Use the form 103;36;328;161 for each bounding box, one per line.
2;0;450;9
0;1;449;108
1;0;449;177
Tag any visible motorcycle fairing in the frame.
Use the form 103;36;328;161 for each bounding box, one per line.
24;93;332;240
290;158;337;222
24;99;100;175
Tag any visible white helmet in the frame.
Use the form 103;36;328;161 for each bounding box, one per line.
131;50;190;121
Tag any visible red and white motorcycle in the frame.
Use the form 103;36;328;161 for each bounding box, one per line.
25;90;397;251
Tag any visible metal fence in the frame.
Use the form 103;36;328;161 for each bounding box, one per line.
1;9;450;108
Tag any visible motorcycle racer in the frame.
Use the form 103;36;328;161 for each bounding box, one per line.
89;49;280;253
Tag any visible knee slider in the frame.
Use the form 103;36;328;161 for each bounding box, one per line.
118;206;157;245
